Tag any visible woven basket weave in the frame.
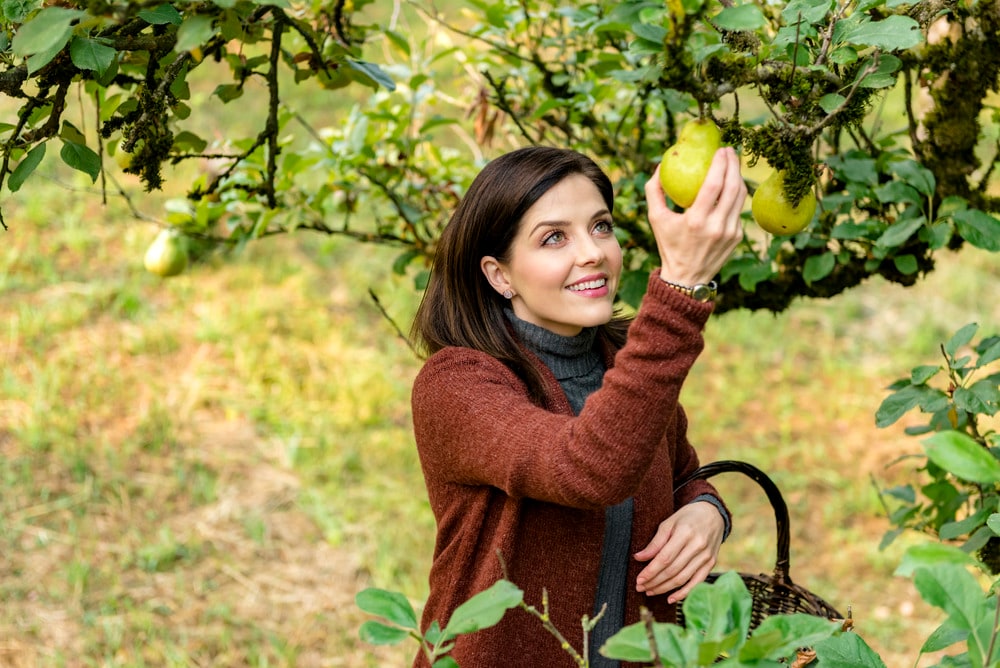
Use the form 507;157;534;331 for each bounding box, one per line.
675;460;843;630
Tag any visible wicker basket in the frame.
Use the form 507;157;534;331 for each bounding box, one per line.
675;460;843;630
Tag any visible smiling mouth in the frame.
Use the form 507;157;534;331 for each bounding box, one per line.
568;278;607;292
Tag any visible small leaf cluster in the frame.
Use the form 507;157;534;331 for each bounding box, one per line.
358;564;1000;667
357;579;522;667
877;323;1000;573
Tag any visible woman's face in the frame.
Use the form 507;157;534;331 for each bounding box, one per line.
482;174;623;337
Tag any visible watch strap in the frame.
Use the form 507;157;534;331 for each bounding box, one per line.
661;278;718;302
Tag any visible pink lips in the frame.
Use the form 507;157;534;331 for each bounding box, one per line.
567;274;610;297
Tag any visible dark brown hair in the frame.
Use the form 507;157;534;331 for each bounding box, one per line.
411;146;631;402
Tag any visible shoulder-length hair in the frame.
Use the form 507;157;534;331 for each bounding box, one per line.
411;146;631;403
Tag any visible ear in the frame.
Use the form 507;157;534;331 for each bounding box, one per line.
480;255;512;296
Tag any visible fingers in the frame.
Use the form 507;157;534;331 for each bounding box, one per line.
634;504;725;601
647;146;747;286
635;528;713;597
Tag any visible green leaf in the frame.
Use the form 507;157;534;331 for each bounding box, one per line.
874;181;921;206
781;0;834;26
2;0;36;23
213;84;243;103
921;617;968;653
631;22;667;43
893;254;918;275
59;140;100;182
940;507;991;540
176;14;215;53
988;513;1000;536
69;36;116;74
875;383;946;427
358;620;411;646
442;580;522;639
913;564;987;632
392;249;421;275
857;54;903;89
829;45;858;65
978;339;1000;367
347;59;396;92
138;4;183;25
813;631;887;668
910;365;941;385
6;143;46;193
923;431;1000;485
968;378;1000;413
355;588;418;630
681;571;752;647
803;253;835;284
172;130;208;153
953;209;1000;251
431;658;460;668
954;387;990;416
841;15;923;50
945;323;979;357
617;269;649;309
602;620;698;664
11;6;81;56
819;93;846;114
739;615;839;661
11;6;82;73
713;4;766;31
892;160;936;196
894;543;979;578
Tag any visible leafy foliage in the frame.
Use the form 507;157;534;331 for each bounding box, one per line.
876;323;1000;574
2;1;1000;312
358;565;1000;667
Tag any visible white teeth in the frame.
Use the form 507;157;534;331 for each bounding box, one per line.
569;278;606;291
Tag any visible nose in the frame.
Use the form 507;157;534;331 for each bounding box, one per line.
576;234;606;266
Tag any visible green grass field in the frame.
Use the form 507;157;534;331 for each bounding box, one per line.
2;162;997;666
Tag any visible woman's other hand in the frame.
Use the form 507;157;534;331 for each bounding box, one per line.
633;501;725;603
646;147;747;288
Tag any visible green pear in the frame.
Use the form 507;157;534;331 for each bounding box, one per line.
659;119;722;208
751;169;817;235
144;228;188;277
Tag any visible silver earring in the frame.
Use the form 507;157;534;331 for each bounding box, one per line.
502;289;513;299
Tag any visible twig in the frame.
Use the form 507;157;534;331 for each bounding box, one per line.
263;12;285;208
984;598;999;666
368;289;420;358
640;607;666;667
483;71;536;144
520;589;587;667
806;55;881;136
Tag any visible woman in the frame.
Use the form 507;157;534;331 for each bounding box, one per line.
410;144;746;667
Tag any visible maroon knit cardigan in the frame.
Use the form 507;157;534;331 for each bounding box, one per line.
411;273;724;668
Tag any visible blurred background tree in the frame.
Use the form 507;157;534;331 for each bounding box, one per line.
2;0;998;314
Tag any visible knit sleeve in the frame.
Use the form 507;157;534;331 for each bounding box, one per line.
412;272;714;509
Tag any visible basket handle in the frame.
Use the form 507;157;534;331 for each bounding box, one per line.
676;460;791;583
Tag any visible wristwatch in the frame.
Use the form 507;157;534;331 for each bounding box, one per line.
661;279;718;302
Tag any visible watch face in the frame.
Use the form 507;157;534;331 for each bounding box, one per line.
691;284;715;302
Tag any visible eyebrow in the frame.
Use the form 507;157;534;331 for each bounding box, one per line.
527;209;611;236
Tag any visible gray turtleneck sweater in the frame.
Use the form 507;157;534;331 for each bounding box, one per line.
506;310;729;667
